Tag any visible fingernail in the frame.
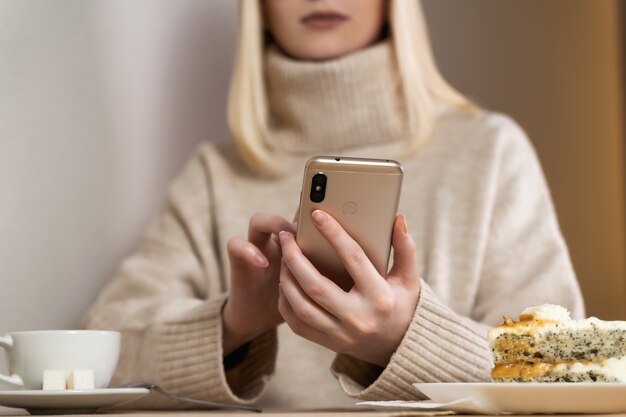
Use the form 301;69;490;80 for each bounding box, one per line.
254;253;269;268
402;215;408;234
279;231;290;245
312;210;327;225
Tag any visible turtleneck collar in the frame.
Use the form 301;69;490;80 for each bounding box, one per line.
264;41;410;154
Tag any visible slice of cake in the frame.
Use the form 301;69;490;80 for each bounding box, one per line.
488;304;626;382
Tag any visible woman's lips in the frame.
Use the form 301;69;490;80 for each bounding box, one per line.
301;11;349;30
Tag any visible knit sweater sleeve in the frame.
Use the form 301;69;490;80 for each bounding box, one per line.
330;115;585;400
80;145;277;407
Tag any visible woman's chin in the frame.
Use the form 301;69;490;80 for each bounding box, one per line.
282;42;367;62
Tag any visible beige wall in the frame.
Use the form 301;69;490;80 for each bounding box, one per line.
0;0;236;332
423;0;626;319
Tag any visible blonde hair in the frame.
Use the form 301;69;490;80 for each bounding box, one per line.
228;0;473;176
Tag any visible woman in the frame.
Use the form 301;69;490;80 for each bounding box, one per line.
82;0;584;410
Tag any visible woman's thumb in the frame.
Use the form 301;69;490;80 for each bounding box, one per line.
388;215;419;283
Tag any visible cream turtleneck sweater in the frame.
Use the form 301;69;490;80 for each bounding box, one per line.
265;42;408;153
82;42;584;410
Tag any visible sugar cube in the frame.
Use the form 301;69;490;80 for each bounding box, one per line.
66;369;95;390
42;370;66;390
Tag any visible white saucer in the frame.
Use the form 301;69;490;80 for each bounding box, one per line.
0;388;150;412
414;382;626;414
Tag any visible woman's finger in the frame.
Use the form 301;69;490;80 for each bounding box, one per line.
388;215;420;285
309;210;387;294
278;285;342;351
248;212;295;248
279;231;350;317
272;219;298;247
279;261;340;333
227;237;268;268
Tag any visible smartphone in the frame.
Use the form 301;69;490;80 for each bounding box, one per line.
296;156;403;291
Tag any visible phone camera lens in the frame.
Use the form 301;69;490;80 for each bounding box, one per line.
310;173;327;203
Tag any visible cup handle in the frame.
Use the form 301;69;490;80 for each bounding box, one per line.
0;335;12;349
0;335;24;389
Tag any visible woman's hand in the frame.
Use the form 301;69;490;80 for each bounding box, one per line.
222;213;295;356
277;210;421;367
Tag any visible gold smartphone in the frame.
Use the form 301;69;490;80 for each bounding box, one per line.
296;156;403;291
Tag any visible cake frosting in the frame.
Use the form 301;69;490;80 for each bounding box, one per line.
519;304;571;322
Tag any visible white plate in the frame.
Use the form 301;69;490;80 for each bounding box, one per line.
413;382;626;414
0;388;149;411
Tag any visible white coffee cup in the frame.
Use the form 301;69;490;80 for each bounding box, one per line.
0;330;120;390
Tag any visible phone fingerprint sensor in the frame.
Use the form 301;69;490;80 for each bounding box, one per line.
342;201;358;215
